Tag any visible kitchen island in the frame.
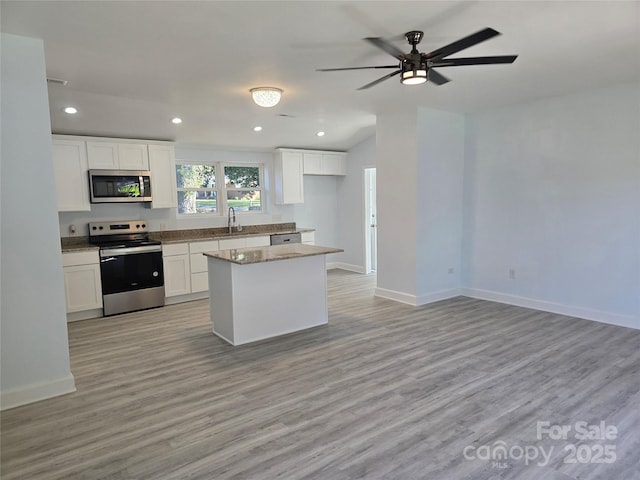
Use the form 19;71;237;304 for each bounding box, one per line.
204;243;343;346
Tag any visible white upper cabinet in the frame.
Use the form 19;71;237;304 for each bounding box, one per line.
148;144;178;209
118;143;149;170
274;149;304;204
87;141;149;170
303;151;346;176
52;138;91;212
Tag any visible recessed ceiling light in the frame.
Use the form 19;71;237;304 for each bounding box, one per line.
171;117;182;124
316;131;325;137
64;107;78;114
253;126;263;132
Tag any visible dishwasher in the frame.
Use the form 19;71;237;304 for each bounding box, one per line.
270;232;302;245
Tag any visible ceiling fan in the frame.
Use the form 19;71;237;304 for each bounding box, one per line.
317;27;517;90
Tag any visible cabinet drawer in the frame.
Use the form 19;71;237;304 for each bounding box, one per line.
162;242;189;256
191;272;208;293
219;238;246;250
245;236;270;248
301;231;315;244
189;240;219;254
62;250;99;267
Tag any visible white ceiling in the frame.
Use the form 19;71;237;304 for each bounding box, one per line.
2;1;639;151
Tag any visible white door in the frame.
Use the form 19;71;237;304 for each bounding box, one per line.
364;168;377;273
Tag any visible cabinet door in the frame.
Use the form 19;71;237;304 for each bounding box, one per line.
52;140;91;211
163;254;191;297
303;152;323;175
191;272;209;293
63;264;103;313
87;142;119;169
322;153;347;175
118;143;149;170
149;144;178;208
274;150;304;204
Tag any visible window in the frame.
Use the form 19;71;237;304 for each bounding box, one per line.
176;162;264;216
176;164;217;215
224;166;262;212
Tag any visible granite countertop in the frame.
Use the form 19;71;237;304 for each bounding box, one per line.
61;223;315;252
159;227;314;244
203;244;343;265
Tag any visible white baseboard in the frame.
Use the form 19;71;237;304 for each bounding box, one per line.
1;374;76;411
164;291;209;305
328;262;366;274
461;288;639;330
375;287;461;306
67;308;103;322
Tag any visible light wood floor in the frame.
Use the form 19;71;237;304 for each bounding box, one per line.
2;270;639;480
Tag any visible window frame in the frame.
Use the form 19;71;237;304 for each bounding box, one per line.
175;160;265;217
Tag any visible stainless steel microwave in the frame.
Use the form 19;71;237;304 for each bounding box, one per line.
89;170;152;203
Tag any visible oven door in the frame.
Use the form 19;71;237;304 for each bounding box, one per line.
99;246;164;295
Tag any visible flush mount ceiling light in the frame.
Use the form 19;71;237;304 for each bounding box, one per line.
250;87;283;108
64;106;78;114
253;126;263;132
316;131;325;137
171;117;182;124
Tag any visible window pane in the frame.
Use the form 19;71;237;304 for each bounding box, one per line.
227;189;261;211
224;166;260;188
176;164;216;188
178;190;217;214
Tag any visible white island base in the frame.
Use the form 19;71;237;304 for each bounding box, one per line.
206;246;340;346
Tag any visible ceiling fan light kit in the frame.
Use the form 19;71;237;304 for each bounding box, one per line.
250;87;283;107
401;64;428;85
317;27;517;90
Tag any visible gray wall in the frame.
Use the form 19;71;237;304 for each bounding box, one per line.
1;33;75;409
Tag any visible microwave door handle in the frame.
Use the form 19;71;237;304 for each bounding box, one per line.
139;175;144;198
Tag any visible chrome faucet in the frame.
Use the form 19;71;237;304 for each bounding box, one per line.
227;206;236;234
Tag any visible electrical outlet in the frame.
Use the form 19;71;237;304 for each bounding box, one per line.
69;224;77;236
509;268;516;280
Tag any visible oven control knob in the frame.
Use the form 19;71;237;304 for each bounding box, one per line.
91;226;97;230
99;226;103;230
136;224;140;228
142;224;146;228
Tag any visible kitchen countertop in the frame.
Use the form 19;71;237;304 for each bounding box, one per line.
61;223;315;252
203;244;343;265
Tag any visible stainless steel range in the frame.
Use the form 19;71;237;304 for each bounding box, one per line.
89;220;164;316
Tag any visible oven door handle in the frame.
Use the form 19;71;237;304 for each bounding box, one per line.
100;245;163;257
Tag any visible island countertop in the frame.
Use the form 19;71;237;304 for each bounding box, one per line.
203;243;343;265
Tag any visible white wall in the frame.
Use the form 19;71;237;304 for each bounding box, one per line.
462;83;640;327
335;135;376;272
376;110;419;298
416;108;465;299
293;176;339;247
1;33;76;409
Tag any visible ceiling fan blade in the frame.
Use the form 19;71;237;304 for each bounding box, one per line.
357;70;402;90
364;37;408;61
428;69;450;85
430;55;518;67
317;65;398;72
424;27;501;60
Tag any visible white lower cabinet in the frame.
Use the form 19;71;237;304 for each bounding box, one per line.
301;231;315;245
62;251;103;313
219;235;270;250
162;243;191;297
189;240;219;293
